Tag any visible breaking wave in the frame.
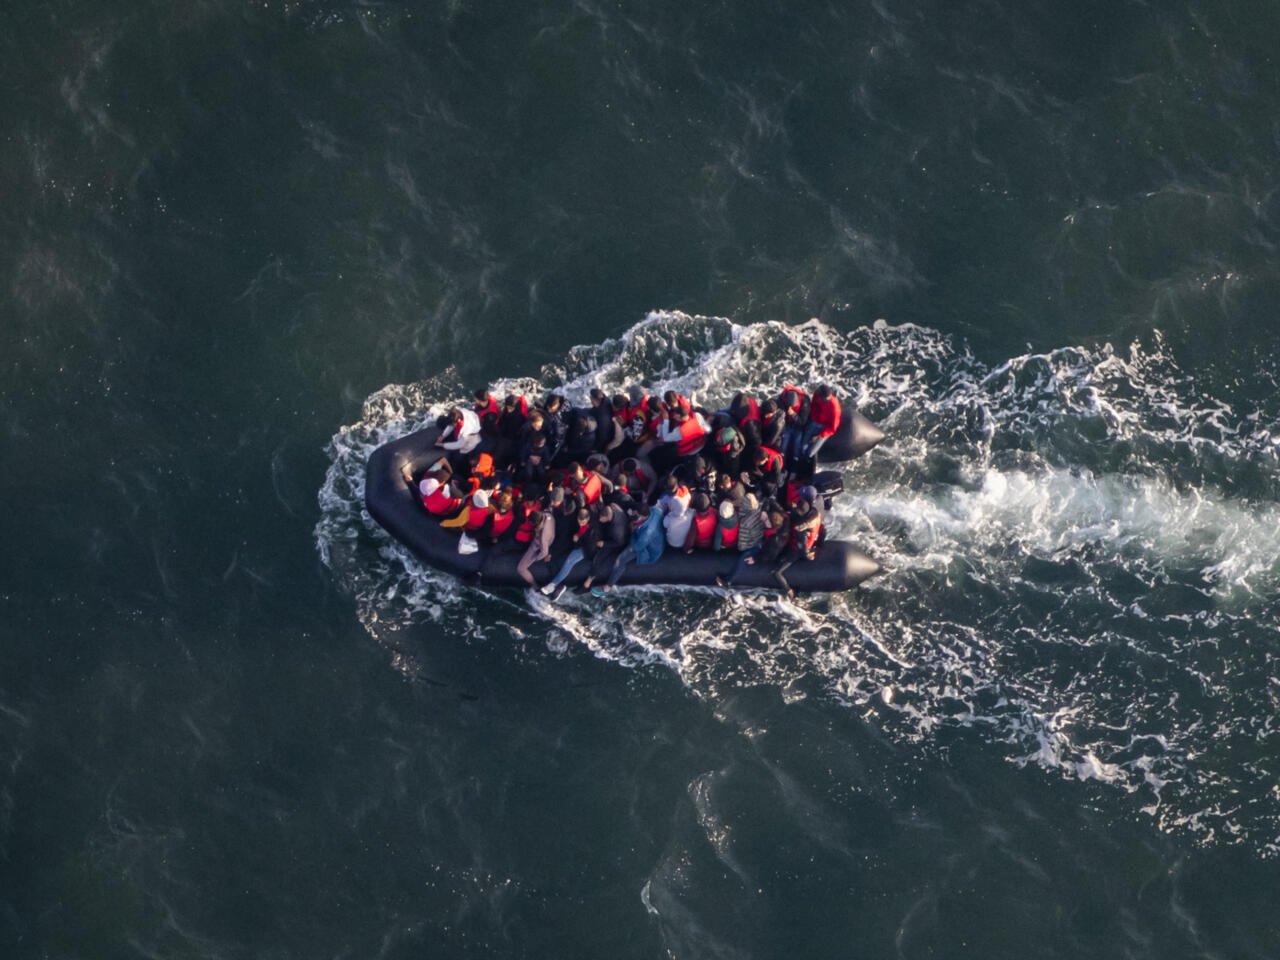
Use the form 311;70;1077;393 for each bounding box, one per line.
317;310;1280;858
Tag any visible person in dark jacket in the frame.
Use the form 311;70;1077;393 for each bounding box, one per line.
758;398;786;453
581;502;630;590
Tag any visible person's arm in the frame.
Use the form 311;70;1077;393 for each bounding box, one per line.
713;525;724;552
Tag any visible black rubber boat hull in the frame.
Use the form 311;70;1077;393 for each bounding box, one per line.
365;421;883;593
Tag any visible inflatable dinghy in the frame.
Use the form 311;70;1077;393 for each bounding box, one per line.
365;411;885;593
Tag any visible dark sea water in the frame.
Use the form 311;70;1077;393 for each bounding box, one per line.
4;1;1280;957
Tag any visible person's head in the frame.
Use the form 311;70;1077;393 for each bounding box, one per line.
598;503;614;523
576;506;591;525
527;410;545;429
792;498;813;518
716;472;734;491
529;431;546;449
754;447;772;465
447;406;464;423
814;384;832;401
761;398;778;416
493;490;513;512
544;393;563;412
692;492;711;513
472;388;490;405
780;390;797;410
621;458;639;474
664;474;681;493
693;456;708;475
590;387;606;405
627;384;647;404
547;485;565;508
612;393;628;411
718;500;736;521
732;391;752;408
663;390;680;407
529;510;545;528
478;475;498;492
503;393;521;409
569;461;584;480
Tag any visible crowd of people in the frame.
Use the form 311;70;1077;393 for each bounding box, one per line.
402;382;844;599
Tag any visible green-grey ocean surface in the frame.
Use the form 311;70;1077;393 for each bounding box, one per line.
3;1;1280;957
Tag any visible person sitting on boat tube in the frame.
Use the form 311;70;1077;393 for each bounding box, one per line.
683;493;717;554
804;385;843;463
435;405;482;458
516;510;554;587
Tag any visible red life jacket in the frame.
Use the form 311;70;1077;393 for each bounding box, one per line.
692;510;717;548
757;446;784;474
783;480;801;506
675;416;707;456
735;396;760;426
779;384;810;414
464;504;492;532
475;394;499;420
809;393;842;438
670;394;692;416
572;471;603;505
424;483;462;516
489;508;516;539
514;503;536;543
719;522;739;549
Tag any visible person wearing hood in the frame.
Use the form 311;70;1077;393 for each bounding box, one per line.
516;510;554;587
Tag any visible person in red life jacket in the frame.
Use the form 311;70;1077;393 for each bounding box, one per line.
715;493;768;587
610;457;656;503
747;445;785;500
566;460;613;506
778;386;812;469
621;385;655;453
512;498;538;546
416;470;466;518
651;405;709;476
806;384;842;460
462;486;494;537
712;499;739;552
683;493;718;553
675;455;713;498
480;489;520;547
663;390;693;418
772;497;822;598
472;389;500;439
516;510;554;587
729;392;762;449
758;398;786;453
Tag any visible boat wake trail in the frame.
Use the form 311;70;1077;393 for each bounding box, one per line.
317;310;1280;858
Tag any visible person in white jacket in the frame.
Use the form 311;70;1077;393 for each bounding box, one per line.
435;406;482;455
